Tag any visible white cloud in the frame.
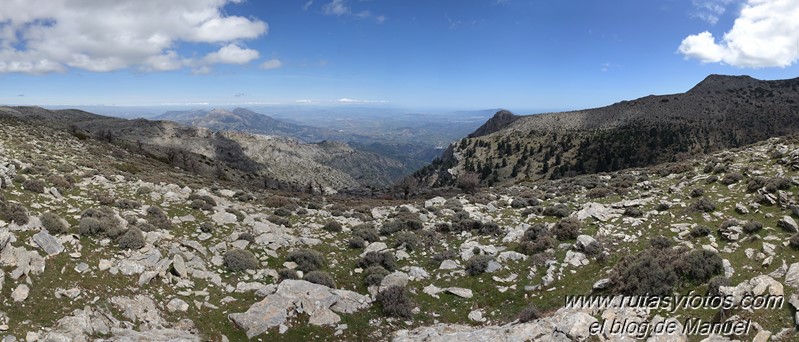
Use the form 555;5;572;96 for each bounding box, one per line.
690;0;735;24
323;0;350;16
321;0;385;23
337;97;359;103
0;0;267;74
303;0;314;11
296;99;313;103
336;97;386;104
260;58;283;70
679;0;799;68
203;44;260;64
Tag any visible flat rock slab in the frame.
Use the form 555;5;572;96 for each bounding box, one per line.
446;287;473;299
229;280;371;338
32;230;64;256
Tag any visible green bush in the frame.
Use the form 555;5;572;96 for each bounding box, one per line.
518;305;542;323
689;198;715;213
676;249;723;283
465;255;493;276
689;226;711;238
611;248;680;296
286;249;326;272
40;212;68;235
790;234;799;249
742;221;763;234
22;178;45;193
650;236;673;249
117;227;146;250
200;222;214;233
353;225;380;242
348;237;366;249
357;251;396;272
78;217;103;235
323;221;343;233
278;268;300;281
543;204;571;217
224;249;259;271
364;266;391;286
146;206;171;230
707;276;730;296
303;271;336;288
0;202;29;225
393;232;419;251
552;217;581;241
376;286;413;319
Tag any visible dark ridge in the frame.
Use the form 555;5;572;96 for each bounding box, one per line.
468;110;520;138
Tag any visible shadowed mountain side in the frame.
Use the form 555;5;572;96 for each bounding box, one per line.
416;75;799;187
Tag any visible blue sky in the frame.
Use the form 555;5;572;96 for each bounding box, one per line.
0;0;797;112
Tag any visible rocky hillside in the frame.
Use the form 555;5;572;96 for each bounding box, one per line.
417;75;799;188
155;108;344;143
3;99;799;341
0;106;407;190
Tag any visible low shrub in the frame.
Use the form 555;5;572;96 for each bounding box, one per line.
790;234;799;249
358;251;396;272
465;255;493;276
720;172;743;185
40;212;68;234
689;188;705;198
303;271;336;288
114;199;142;209
393;232;419;251
278;268;300;281
238;232;255;242
199;222;214;233
689;225;711;238
650;236;673;249
78;217;103;235
146;206;171;230
224;249;259;271
348;237;366;249
688;198;715;213
518;305;542;323
364;266;391;286
623;207;643;218
0;202;29;225
286;249;325;272
376;286;413;318
551;217;581;241
22;178;45;193
742;220;763;234
323;221;343;233
117;227;145;250
542;204;571;218
675;249;723;283
707;276;730;296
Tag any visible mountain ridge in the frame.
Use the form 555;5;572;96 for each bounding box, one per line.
416;74;799;187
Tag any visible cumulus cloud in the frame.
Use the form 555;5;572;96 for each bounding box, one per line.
0;0;268;74
678;0;799;68
260;58;283;70
203;44;260;64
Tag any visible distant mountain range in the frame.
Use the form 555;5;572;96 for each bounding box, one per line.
417;74;799;187
0;106;407;191
153;107;496;177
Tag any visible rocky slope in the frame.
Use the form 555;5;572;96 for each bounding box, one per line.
155;108;344;144
3;102;799;341
417;75;799;187
0;106;407;190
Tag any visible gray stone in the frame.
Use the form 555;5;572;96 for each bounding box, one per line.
779;216;798;232
592;278;611;291
575;235;597;251
32;230;64;256
11;284;28;302
172;254;188;278
167;298;189;312
381;271;409;289
439;260;459;270
785;262;799;289
446;287;473;299
229;280;371;338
